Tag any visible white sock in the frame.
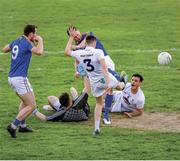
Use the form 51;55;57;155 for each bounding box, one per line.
95;120;100;131
11;123;17;130
20;124;26;128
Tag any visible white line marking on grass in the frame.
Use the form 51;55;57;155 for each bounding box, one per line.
0;48;179;56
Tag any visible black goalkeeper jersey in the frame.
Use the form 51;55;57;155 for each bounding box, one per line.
46;92;90;122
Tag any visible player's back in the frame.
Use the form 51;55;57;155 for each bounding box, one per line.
9;36;33;77
71;46;105;84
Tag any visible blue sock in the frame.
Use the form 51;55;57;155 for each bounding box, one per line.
20;119;26;127
104;94;113;120
11;118;21;129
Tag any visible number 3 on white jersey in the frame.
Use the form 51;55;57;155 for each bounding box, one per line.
12;45;19;60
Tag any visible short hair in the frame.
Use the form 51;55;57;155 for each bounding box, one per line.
86;35;96;44
67;26;77;36
24;24;37;36
59;92;70;107
132;73;144;82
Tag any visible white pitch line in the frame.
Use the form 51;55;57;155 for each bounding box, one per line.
0;48;179;56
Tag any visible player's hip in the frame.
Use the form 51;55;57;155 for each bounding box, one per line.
8;76;33;95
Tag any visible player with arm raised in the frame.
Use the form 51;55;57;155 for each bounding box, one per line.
2;24;43;138
65;27;120;135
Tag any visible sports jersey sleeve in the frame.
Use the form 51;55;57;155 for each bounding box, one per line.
72;92;88;109
27;42;33;51
9;41;14;50
70;50;80;59
46;108;67;121
136;95;145;109
97;49;105;61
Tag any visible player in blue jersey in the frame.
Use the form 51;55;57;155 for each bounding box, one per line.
66;26;115;95
2;24;44;138
67;26;115;71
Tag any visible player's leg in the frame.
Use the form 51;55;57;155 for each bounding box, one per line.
83;76;91;94
7;77;35;137
70;87;78;100
93;95;103;135
47;96;61;111
103;89;113;125
7;91;36;137
18;101;29;130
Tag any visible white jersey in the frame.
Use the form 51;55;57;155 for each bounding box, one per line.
70;46;118;97
111;83;145;112
71;46;105;83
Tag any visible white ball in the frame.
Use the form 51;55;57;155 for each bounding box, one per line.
158;52;172;65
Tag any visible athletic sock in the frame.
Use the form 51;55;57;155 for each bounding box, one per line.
103;94;113;120
20;120;26;128
32;108;38;114
95;120;100;130
11;118;21;129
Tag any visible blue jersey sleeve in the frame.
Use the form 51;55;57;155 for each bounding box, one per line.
9;40;15;50
27;42;33;51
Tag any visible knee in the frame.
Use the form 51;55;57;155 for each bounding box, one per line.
47;96;54;104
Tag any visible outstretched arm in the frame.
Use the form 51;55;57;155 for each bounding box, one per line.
65;27;76;56
33;109;47;121
65;36;74;56
124;108;144;118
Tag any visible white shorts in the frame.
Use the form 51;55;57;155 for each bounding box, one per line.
105;55;115;70
8;77;33;95
111;91;123;112
91;73;119;97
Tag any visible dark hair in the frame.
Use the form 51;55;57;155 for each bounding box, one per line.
24;24;37;36
86;35;96;44
59;92;70;107
132;73;144;82
67;26;77;36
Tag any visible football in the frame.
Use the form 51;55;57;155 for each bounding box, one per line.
158;52;172;65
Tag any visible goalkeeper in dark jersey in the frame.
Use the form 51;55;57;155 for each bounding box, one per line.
33;87;90;122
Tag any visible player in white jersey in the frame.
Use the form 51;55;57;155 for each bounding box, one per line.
65;27;120;135
103;73;145;123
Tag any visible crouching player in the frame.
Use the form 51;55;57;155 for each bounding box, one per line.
65;27;124;135
103;73;145;124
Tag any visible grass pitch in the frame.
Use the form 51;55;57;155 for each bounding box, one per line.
0;0;180;159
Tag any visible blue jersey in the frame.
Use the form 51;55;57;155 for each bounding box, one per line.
9;36;33;77
76;32;108;56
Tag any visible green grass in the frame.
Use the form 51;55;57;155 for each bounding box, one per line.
0;0;180;159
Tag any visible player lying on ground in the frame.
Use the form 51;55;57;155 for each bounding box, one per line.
65;28;123;135
103;73;145;125
33;87;90;122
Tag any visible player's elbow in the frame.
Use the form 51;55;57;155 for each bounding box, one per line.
138;109;144;116
64;49;70;56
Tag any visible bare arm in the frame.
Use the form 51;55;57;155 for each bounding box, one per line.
76;39;86;49
64;36;74;56
34;111;47;121
124;108;144;118
31;35;44;56
2;44;11;53
73;59;80;79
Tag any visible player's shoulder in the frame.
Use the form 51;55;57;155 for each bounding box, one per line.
138;88;145;100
